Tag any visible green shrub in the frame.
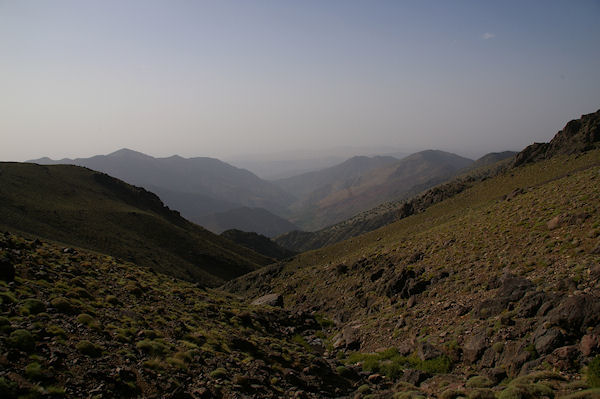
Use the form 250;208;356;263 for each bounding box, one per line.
25;362;43;380
8;329;35;352
420;355;452;374
440;389;465;399
21;299;46;315
76;340;103;357
588;355;600;388
466;375;494;388
467;388;495;399
497;382;553;399
136;339;169;357
0;291;17;305
50;297;78;314
558;388;600;399
46;325;66;338
315;314;335;328
76;313;99;328
0;316;12;334
346;348;452;379
210;367;228;379
105;295;121;305
46;386;66;396
143;358;165;370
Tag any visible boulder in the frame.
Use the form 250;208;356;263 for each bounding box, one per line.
498;341;532;377
333;325;361;351
400;369;431;386
516;291;546;318
547;216;562;230
417;341;442;361
580;334;599;357
546;345;580;370
474;275;533;319
546;294;600;335
463;333;488;364
497;274;533;302
251;293;283;307
534;327;564;355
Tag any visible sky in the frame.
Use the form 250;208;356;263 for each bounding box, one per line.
1;0;599;162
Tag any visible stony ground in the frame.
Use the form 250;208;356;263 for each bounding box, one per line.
0;232;372;398
226;151;600;398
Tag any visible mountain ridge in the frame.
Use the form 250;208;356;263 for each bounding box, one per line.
0;162;273;286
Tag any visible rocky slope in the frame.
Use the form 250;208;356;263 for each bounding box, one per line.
226;149;600;397
0;232;366;398
514;109;600;166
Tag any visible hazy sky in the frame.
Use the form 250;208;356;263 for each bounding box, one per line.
1;0;599;162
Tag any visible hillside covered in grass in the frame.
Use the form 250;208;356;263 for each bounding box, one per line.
226;146;600;396
0;163;273;286
0;232;366;398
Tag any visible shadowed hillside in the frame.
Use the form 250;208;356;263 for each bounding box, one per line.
0;163;273;286
31;149;295;230
221;229;297;260
0;232;360;398
196;207;299;237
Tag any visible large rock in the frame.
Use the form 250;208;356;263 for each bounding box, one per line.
497;275;533;302
251;293;283;307
498;341;532;377
534;327;564;355
333;325;361;351
546;345;580;370
514;109;600;166
400;369;431;386
417;341;442;361
545;294;600;336
474;274;533;319
516;291;546;318
580;334;599;357
463;332;488;364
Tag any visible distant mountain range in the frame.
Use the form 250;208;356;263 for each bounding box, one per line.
274;150;516;252
276;150;474;230
30;148;295;230
30;148;511;235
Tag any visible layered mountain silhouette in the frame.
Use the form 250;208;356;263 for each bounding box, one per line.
275;150;516;252
277;150;473;230
31;148;476;234
30;149;296;232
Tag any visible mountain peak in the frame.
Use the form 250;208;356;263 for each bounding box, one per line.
107;148;153;159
